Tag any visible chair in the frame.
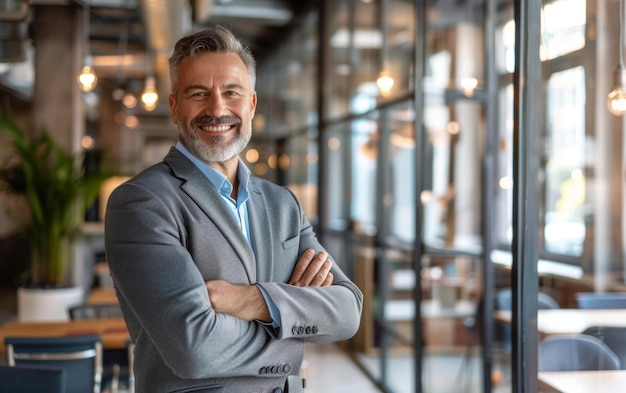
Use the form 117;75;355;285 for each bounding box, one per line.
0;364;66;393
582;326;626;370
495;288;560;352
68;303;123;319
457;289;560;389
538;334;621;372
68;303;131;393
5;334;103;393
575;292;626;309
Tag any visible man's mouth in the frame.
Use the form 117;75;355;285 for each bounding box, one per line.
198;124;234;133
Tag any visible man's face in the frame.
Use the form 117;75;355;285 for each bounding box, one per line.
168;52;257;163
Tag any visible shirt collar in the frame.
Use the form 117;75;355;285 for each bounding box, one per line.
175;141;251;200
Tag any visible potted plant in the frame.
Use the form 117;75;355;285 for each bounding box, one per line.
0;114;109;321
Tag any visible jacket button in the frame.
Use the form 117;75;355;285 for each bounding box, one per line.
305;326;311;334
312;326;319;334
298;326;304;334
283;364;291;373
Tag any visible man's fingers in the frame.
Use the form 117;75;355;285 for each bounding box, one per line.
321;272;333;287
288;250;334;287
288;248;316;285
309;259;332;286
296;252;329;286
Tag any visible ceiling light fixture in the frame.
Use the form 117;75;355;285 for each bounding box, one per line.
141;76;159;111
77;2;98;92
376;70;394;97
608;0;626;116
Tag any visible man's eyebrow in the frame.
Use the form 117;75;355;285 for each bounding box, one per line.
183;84;208;94
223;83;246;90
182;83;247;93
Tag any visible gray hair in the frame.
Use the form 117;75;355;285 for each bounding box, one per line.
168;25;257;95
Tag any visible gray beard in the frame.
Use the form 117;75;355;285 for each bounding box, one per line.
179;123;252;163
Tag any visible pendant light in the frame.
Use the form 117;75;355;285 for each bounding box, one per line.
77;1;98;92
608;0;626;115
140;75;159;111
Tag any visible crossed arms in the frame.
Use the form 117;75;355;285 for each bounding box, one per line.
206;248;334;322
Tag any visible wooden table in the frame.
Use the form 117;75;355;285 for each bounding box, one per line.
538;370;626;393
0;318;129;352
88;287;118;305
494;309;626;336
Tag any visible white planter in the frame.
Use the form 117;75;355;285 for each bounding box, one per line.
17;286;84;322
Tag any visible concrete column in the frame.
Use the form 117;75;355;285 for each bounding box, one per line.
31;5;84;153
31;5;86;287
595;0;624;289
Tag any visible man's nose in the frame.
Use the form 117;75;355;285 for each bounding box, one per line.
204;94;229;117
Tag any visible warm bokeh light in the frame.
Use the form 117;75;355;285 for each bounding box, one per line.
499;176;514;190
81;135;95;150
124;115;139;129
254;163;268;176
376;70;394;96
141;76;159;111
77;65;98;92
268;154;277;169
245;149;259;163
328;137;341;150
122;93;137;109
279;154;290;169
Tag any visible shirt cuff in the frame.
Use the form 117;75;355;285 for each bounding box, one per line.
256;284;282;329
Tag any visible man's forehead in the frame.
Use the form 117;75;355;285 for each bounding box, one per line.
180;53;249;84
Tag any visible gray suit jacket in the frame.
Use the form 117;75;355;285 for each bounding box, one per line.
104;148;363;393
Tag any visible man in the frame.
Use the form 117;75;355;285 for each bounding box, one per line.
104;26;363;393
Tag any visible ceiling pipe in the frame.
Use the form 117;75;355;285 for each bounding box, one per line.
139;0;192;100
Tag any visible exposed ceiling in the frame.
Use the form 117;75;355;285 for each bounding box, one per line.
2;0;315;101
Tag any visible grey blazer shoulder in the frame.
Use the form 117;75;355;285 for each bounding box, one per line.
104;147;363;393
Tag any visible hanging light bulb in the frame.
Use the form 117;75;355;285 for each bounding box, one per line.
608;68;626;116
376;70;394;97
608;0;626;115
77;3;97;92
77;61;98;92
141;76;159;111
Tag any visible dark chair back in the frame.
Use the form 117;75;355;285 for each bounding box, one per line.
5;335;103;393
68;303;123;320
0;365;66;393
538;334;621;372
576;292;626;309
582;326;626;370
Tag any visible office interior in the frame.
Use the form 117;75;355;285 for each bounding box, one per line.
0;0;625;392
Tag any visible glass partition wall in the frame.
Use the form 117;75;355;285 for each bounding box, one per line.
251;0;624;392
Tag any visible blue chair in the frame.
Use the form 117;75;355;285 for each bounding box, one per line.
576;292;626;309
495;288;560;352
538;334;621;371
582;326;626;370
68;303;132;392
0;364;66;393
5;335;103;393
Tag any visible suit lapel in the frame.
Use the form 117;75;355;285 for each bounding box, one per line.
164;148;257;283
247;180;274;282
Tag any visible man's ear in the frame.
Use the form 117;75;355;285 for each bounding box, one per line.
169;95;179;125
250;92;257;117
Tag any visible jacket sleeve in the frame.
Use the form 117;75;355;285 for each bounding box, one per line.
255;188;363;343
105;181;302;380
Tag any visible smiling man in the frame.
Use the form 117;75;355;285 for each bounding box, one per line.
104;26;363;393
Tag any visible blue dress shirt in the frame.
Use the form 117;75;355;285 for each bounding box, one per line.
175;142;282;328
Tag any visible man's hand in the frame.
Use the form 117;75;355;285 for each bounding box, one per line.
205;280;271;322
288;248;333;287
